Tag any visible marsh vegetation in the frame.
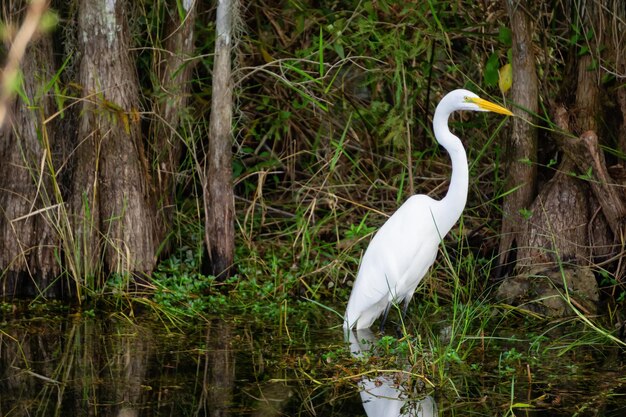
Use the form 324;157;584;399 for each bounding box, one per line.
1;0;626;415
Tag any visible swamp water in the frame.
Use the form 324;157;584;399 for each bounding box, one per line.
1;310;625;416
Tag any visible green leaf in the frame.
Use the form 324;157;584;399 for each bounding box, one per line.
39;10;60;33
334;43;345;60
511;402;533;408
484;53;499;87
519;208;533;220
498;26;512;46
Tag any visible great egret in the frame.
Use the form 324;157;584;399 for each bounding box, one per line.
344;89;512;331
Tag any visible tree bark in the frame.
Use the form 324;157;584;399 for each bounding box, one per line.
73;0;157;279
495;0;626;316
516;159;590;269
204;0;235;278
606;2;626;156
555;113;626;242
559;0;626;258
0;2;61;297
498;0;539;273
551;55;626;271
151;0;198;238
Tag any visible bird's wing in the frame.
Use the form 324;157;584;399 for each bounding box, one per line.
350;195;443;307
365;195;441;287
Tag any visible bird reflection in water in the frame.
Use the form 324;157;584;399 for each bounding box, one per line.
348;329;438;417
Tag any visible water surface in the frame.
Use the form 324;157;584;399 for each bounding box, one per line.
1;311;625;416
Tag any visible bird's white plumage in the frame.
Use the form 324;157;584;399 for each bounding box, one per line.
344;89;512;331
349;328;438;417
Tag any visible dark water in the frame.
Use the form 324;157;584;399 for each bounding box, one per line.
1;311;625;416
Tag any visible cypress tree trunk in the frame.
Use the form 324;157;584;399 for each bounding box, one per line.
0;1;62;297
1;1;204;296
497;0;539;274
151;0;198;241
495;0;625;316
204;0;235;278
72;0;157;280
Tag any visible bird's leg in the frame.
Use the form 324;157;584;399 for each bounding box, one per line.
379;303;391;333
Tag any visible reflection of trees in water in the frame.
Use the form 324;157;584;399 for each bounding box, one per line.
0;320;151;416
0;320;60;415
0;317;241;416
249;380;293;417
349;329;437;417
0;318;152;416
199;320;235;417
1;317;623;416
109;320;152;417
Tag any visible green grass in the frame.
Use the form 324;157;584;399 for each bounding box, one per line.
120;0;626;361
3;3;626;411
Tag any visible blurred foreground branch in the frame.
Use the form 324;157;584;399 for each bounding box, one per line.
0;0;48;128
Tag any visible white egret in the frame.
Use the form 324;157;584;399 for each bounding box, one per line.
344;89;512;331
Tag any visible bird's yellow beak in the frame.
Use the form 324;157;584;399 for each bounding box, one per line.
469;97;514;116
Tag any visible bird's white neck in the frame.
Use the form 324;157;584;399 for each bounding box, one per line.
432;110;469;232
